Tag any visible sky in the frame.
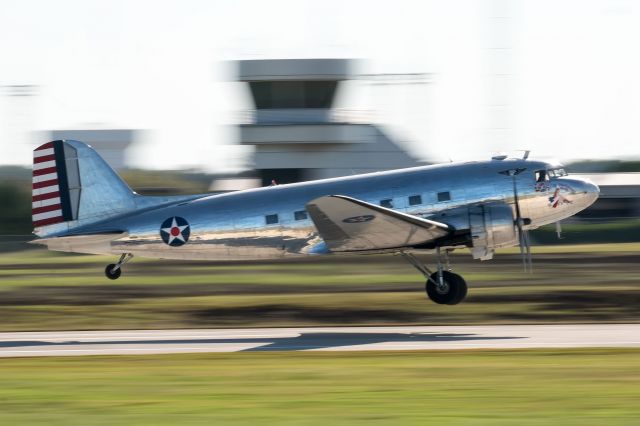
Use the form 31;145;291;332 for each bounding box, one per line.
0;0;638;170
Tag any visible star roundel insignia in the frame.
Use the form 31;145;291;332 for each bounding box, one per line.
160;216;191;247
342;214;375;224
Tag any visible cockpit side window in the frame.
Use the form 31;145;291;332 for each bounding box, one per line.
535;170;548;183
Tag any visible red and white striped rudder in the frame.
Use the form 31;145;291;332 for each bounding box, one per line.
32;141;75;227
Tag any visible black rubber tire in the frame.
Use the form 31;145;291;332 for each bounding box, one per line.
105;264;122;280
426;271;467;305
449;274;468;305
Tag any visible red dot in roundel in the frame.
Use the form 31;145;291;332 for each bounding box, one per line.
170;227;181;236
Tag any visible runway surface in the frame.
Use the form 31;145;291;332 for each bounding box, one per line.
0;324;638;357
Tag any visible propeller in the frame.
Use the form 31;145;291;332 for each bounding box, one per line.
501;168;532;272
555;221;563;239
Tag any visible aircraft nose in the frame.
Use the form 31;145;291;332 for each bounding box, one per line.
570;177;600;206
576;178;599;195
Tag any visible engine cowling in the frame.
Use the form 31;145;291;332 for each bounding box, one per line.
469;202;518;260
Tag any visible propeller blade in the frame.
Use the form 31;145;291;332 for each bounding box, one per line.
512;176;523;221
516;220;532;273
523;229;532;273
556;221;563;239
517;221;527;271
511;171;532;273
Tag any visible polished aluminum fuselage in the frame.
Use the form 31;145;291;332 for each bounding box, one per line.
65;158;599;260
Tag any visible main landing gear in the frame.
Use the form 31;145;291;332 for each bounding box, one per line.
400;247;467;305
105;253;133;280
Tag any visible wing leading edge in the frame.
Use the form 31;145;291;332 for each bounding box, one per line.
306;195;451;252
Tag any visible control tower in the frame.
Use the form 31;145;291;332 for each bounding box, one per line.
237;58;420;185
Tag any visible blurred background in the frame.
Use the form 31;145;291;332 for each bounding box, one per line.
0;0;639;330
2;0;640;245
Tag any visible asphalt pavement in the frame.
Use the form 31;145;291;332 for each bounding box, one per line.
0;324;638;357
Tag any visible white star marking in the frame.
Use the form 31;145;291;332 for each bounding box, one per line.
161;217;189;245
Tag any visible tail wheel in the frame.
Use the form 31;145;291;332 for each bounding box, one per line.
426;271;467;305
105;264;122;280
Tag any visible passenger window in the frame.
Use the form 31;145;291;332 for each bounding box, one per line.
380;199;393;208
265;214;279;225
437;191;451;202
294;210;308;221
408;195;422;206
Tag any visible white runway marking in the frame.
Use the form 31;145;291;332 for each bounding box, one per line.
0;324;638;357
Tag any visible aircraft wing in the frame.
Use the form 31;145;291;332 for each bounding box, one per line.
306;195;451;252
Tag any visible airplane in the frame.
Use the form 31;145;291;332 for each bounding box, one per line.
31;140;599;305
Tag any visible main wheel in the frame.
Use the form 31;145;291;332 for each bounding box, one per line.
426;271;467;305
105;264;122;280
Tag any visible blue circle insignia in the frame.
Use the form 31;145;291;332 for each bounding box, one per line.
160;216;191;247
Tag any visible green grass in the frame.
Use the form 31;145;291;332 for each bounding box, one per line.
0;245;638;331
0;349;637;425
499;241;640;254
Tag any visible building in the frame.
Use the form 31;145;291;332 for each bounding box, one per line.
573;173;640;219
1;85;38;166
237;58;421;186
48;129;137;170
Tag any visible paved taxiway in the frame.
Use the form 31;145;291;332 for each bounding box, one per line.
0;324;638;357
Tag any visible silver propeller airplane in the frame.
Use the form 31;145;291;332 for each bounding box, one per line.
31;140;599;305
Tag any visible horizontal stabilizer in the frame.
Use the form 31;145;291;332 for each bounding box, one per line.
30;232;127;255
306;195;450;252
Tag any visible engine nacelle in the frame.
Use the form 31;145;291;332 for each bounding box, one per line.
469;202;518;260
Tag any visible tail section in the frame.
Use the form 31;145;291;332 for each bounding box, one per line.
32;140;136;236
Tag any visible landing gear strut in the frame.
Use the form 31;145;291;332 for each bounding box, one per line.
105;253;133;280
400;247;467;305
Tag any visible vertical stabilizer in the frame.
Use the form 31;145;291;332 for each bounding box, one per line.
32;140;136;236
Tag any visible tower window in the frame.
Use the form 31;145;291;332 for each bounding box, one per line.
249;81;338;109
294;210;308;221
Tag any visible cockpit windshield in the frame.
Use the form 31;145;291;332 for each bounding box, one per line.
547;168;568;178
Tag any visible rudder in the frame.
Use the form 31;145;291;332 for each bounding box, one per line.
32;140;136;236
